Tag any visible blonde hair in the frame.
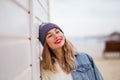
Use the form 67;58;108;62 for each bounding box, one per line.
41;38;76;73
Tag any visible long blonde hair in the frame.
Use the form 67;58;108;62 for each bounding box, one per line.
41;38;76;73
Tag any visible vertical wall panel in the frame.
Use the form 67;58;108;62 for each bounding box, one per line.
0;0;49;80
0;39;31;80
33;0;49;22
13;67;32;80
31;0;49;80
0;0;30;37
13;0;30;11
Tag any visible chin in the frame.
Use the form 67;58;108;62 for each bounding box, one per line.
54;43;64;49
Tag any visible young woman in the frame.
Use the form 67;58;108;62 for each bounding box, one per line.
38;22;103;80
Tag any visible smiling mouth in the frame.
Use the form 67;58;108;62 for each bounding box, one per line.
55;39;62;44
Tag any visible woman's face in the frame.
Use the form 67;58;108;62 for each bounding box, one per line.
45;28;65;50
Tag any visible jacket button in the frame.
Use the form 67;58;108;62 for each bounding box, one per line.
81;68;86;71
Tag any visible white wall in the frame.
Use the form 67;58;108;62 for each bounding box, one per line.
0;0;49;80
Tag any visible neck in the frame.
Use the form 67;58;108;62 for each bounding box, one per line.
53;48;64;62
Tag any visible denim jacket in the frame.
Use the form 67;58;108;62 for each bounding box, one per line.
71;52;103;80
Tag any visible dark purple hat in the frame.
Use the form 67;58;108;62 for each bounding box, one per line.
38;22;63;46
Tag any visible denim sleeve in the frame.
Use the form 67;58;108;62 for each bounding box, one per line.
86;54;104;80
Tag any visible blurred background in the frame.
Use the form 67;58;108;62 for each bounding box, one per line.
0;0;120;80
50;0;120;80
50;0;120;54
50;0;120;37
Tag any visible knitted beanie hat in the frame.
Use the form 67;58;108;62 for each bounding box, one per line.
38;22;63;46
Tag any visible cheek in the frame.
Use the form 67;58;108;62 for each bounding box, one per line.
46;38;54;47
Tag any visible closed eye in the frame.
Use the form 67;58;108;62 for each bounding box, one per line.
56;30;60;34
46;33;53;38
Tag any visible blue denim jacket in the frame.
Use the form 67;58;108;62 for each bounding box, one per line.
71;52;103;80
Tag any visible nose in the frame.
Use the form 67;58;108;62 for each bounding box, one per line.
53;33;59;39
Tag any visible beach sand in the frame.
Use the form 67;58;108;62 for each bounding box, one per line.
96;57;120;80
75;43;120;80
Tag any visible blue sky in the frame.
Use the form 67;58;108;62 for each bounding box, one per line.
50;0;120;37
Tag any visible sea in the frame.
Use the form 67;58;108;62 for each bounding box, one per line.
67;36;105;57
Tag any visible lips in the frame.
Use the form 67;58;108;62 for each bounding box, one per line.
55;38;62;44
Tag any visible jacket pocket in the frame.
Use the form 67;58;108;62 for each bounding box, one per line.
71;64;95;80
75;64;91;72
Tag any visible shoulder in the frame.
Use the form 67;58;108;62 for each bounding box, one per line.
74;51;91;58
74;51;93;64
